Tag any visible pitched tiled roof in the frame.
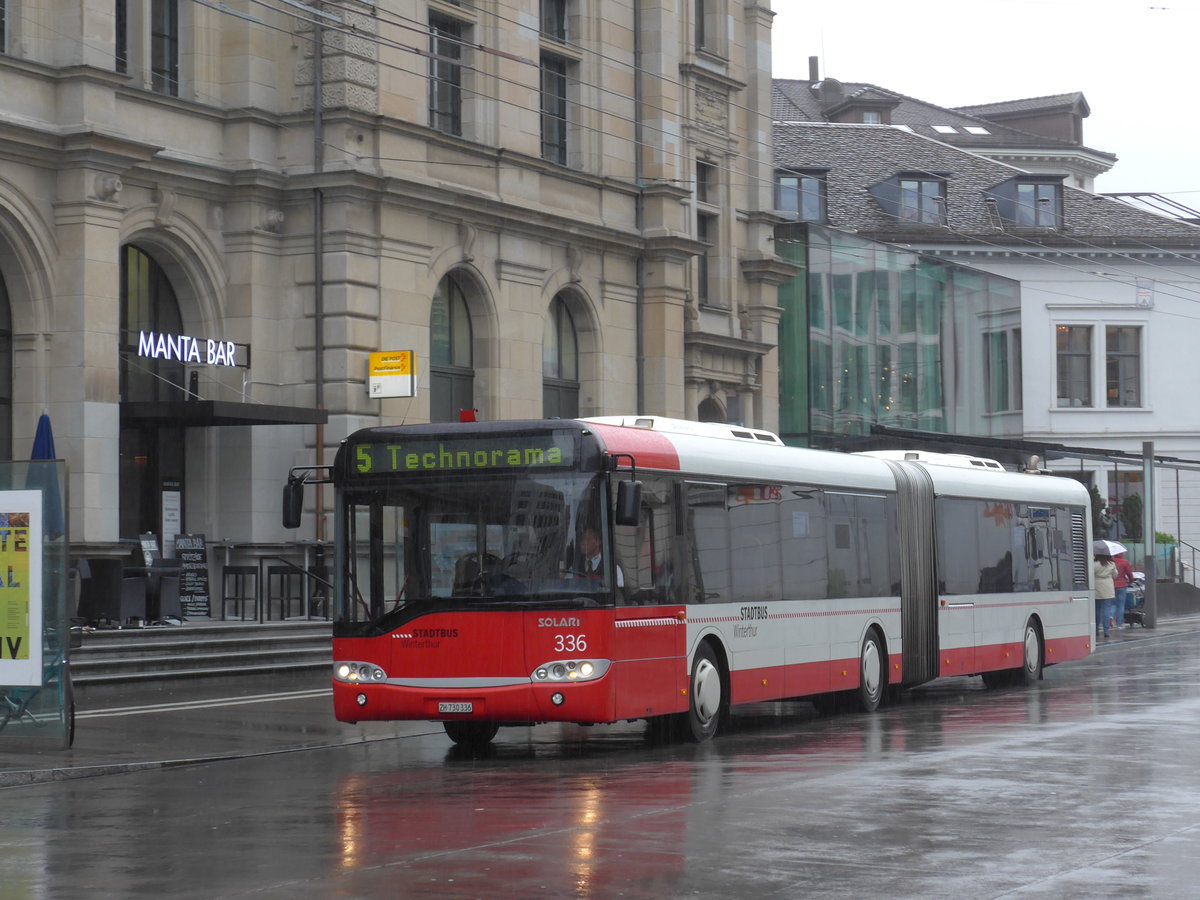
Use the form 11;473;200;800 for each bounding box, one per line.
772;80;1115;160
773;122;1200;247
956;92;1089;118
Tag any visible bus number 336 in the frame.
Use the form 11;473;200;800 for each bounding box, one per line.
554;634;587;653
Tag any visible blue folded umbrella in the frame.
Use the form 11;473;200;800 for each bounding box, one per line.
28;410;64;540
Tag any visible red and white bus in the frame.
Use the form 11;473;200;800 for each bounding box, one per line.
285;416;1094;746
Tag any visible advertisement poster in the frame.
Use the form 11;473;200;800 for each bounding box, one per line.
0;493;43;687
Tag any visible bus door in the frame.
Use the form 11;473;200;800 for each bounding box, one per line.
609;476;687;720
885;461;940;686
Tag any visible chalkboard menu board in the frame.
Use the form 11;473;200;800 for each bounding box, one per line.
174;533;210;617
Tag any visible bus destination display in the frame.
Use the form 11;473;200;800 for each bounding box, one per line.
352;433;575;475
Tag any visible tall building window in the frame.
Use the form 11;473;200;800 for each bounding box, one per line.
150;0;179;96
430;273;475;422
697;212;718;306
542;295;579;418
696;161;716;204
540;54;568;164
899;178;944;225
777;171;826;222
1056;325;1092;408
0;273;12;459
695;0;714;51
429;16;464;136
1106;325;1142;407
541;0;567;41
115;0;128;73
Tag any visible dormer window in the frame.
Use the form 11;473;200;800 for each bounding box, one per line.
899;178;944;224
984;176;1064;228
869;174;948;225
776;169;827;222
1016;182;1060;226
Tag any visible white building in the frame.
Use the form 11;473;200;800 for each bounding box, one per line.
771;108;1200;548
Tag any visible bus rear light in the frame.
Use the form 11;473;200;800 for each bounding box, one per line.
531;659;610;683
335;661;387;683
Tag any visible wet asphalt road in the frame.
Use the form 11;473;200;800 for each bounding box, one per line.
2;621;1199;899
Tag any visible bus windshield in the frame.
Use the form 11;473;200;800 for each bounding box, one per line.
337;470;615;633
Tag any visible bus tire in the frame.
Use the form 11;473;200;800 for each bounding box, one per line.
855;630;885;713
811;693;842;716
443;721;499;747
981;669;1013;690
1018;619;1044;686
681;643;725;743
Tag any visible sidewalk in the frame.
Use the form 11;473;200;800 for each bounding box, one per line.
3;614;1197;788
0;679;442;787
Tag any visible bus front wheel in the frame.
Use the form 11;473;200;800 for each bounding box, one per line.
443;720;499;747
681;643;725;743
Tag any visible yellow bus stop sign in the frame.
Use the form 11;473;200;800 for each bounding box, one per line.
368;351;416;398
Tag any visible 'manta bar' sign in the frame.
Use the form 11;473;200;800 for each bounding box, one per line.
137;330;239;367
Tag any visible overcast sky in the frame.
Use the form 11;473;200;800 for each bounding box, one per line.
770;0;1197;204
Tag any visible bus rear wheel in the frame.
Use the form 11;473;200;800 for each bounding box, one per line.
443;721;499;747
681;643;725;743
1018;620;1044;685
855;631;885;713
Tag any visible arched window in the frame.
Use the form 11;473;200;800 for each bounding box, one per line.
543;295;579;418
119;244;186;540
0;273;11;459
698;397;725;423
121;244;185;402
430;272;474;422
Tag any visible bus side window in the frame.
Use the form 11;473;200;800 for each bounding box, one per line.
686;482;729;604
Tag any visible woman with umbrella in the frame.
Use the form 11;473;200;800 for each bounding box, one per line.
1093;540;1120;638
1112;548;1135;630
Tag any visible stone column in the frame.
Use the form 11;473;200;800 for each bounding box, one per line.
52;162;128;542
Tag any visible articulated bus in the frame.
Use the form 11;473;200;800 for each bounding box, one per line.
284;416;1094;746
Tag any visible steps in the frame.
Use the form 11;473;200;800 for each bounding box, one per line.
69;621;332;691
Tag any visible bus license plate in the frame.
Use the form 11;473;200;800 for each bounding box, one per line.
439;701;473;714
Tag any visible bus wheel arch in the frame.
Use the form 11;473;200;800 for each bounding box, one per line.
855;626;887;713
681;638;729;743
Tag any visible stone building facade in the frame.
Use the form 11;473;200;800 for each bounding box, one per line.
0;0;789;556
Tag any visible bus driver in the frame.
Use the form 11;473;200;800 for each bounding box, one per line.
581;527;623;588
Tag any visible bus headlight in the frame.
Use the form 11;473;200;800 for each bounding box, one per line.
335;661;387;683
530;659;610;683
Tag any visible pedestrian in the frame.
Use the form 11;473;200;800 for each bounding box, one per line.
1112;551;1135;630
1094;554;1118;638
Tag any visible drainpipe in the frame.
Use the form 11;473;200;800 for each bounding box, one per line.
1143;441;1156;628
313;19;326;543
633;0;645;414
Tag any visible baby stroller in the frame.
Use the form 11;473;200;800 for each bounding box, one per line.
1124;571;1147;628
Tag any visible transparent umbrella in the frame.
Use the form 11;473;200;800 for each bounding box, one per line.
1093;539;1127;557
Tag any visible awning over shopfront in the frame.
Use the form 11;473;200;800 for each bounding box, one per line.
121;400;327;427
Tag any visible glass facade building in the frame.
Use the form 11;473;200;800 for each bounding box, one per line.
777;224;1022;448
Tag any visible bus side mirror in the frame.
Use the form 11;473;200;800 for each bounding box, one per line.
615;480;642;527
282;476;305;529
